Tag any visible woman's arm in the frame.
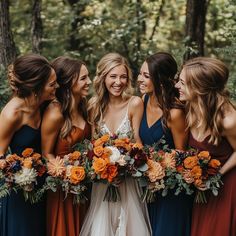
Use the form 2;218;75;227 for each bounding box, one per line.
41;102;64;160
129;96;144;143
0;106;22;155
168;108;189;150
219;108;236;175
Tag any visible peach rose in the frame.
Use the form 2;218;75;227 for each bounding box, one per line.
191;165;202;179
31;153;41;161
198;151;211;161
23;157;33;169
102;147;112;159
100;134;110;143
184;156;198;169
93;157;109;174
94;138;104;147
69;151;81;161
93;146;104;157
70;166;85;184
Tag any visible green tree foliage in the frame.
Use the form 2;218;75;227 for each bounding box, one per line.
0;0;235;110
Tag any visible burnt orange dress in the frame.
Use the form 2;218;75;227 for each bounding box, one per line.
47;123;91;236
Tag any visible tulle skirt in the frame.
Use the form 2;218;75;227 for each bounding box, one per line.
80;178;151;236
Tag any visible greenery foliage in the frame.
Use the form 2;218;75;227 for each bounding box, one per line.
0;0;235;109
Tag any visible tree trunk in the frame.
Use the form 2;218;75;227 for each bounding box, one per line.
0;0;17;67
66;0;89;51
31;0;43;54
184;0;210;61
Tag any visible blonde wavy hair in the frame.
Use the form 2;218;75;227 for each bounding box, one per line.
183;57;235;145
88;53;133;127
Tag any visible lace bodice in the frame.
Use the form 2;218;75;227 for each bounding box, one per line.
99;113;132;138
98;98;133;138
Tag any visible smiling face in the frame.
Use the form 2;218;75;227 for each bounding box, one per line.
104;64;128;97
72;64;91;98
137;61;154;94
175;68;189;102
40;69;58;101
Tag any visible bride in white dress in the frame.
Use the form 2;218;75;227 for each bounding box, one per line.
80;53;151;236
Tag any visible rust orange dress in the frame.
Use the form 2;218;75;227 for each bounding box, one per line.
47;123;91;236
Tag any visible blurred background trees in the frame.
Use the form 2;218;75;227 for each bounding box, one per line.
0;0;236;108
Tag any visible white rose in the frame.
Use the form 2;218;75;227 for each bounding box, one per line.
106;146;121;164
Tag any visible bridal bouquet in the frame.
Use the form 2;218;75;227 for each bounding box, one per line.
40;149;88;204
176;150;223;203
87;134;148;201
0;148;46;203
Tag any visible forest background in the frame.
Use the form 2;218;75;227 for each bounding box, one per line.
0;0;236;108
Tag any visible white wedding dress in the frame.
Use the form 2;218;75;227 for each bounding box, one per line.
80;98;151;236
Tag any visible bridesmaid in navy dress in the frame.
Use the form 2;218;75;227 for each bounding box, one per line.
138;52;194;236
0;54;58;236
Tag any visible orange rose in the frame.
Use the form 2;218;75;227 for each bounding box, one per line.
114;139;131;151
208;159;221;169
93;146;104;157
101;164;118;182
94;138;104;147
101;147;112;159
184;156;198;169
191;165;202;179
93;157;109;174
70;166;85;184
194;178;203;187
132;143;143;149
100;134;110;143
23;157;33;168
69;151;81;161
31;153;41;161
22;148;34;158
198;151;211;161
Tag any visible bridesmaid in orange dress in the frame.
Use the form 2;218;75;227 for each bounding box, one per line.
41;56;91;236
175;57;236;236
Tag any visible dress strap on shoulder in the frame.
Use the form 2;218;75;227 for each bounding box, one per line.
126;96;135;117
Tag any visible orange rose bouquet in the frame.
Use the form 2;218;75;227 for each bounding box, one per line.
86;134;149;201
177;150;223;203
0;148;46;203
142;137;222;203
41;149;88;204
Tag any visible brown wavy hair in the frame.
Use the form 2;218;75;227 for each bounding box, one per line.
182;57;234;144
51;56;87;138
145;52;182;127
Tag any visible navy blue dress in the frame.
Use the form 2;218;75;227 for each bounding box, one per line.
139;95;193;236
0;125;46;236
